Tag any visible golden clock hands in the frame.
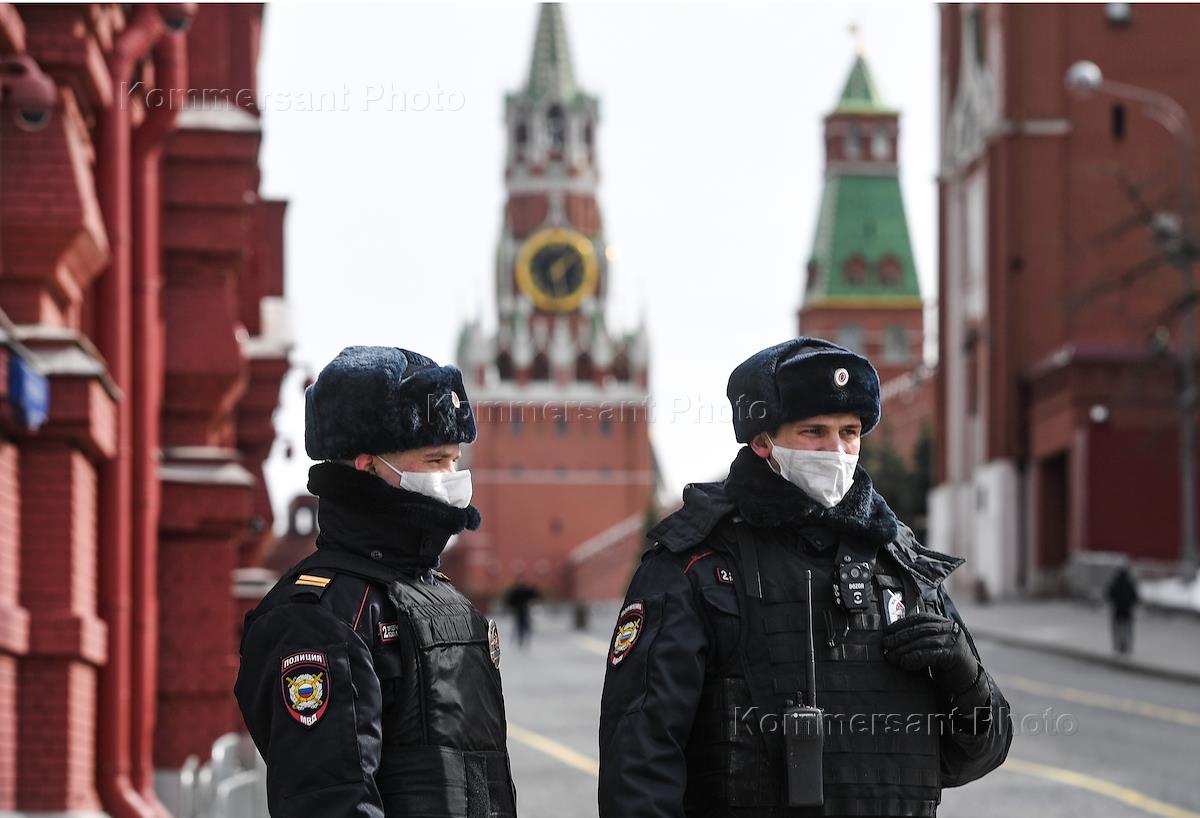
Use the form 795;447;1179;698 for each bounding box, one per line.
548;254;571;285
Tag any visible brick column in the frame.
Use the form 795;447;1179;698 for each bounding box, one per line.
15;369;116;812
0;432;29;812
155;452;253;770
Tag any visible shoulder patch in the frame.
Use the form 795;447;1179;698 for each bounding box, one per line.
610;600;645;667
280;651;330;727
488;619;501;669
715;566;735;585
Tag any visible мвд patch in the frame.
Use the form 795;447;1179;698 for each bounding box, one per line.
280;650;330;728
610;601;645;667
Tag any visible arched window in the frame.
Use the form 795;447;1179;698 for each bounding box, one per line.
837;324;863;353
871;126;891;160
878;254;902;286
845;123;863;159
844;254;868;286
884;325;910;363
547;104;566;151
514;122;528;160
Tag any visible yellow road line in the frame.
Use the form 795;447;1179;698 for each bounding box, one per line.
508;717;1200;818
997;674;1200;728
1003;757;1200;818
577;636;611;657
508;723;599;778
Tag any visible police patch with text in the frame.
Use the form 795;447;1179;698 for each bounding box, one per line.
610;600;645;667
281;651;330;727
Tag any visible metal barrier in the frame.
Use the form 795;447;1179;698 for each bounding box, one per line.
174;732;268;818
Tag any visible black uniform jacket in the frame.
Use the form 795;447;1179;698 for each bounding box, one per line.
598;447;1013;818
234;462;513;817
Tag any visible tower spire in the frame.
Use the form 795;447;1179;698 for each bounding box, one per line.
835;49;892;115
525;3;577;103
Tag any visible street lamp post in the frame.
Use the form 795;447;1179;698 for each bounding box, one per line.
1066;60;1199;581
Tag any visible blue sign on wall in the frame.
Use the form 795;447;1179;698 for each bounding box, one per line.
8;354;49;431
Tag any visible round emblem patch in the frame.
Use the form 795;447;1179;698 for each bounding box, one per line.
280;651;329;728
833;367;850;388
610;601;645;667
451;391;462;408
488;618;501;669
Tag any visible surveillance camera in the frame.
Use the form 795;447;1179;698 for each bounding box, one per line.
0;55;57;132
158;3;197;33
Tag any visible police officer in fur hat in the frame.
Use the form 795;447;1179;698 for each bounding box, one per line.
235;346;517;817
598;337;1011;818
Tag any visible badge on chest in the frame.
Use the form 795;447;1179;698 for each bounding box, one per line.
883;587;906;625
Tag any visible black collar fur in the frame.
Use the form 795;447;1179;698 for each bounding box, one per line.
724;445;899;546
307;462;481;570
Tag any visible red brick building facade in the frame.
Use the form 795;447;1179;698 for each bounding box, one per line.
0;4;288;815
933;4;1200;596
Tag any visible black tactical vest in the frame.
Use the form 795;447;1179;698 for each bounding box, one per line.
683;521;943;818
299;550;517;818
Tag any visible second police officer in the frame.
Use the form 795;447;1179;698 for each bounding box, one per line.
598;337;1012;818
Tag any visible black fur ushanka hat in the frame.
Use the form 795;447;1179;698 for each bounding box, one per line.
726;337;881;443
304;346;476;460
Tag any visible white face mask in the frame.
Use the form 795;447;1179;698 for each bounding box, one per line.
375;457;473;509
765;434;858;509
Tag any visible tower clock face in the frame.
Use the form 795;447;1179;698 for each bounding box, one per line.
515;227;600;312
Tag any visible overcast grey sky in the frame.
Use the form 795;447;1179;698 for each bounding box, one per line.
258;1;939;527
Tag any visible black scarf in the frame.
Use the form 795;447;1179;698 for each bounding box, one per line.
723;445;899;546
307;462;481;572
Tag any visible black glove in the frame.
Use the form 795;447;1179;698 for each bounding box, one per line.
881;611;980;698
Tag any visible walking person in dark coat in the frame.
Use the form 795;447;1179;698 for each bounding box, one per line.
234;346;517;817
503;582;542;648
1105;566;1140;655
598;337;1012;818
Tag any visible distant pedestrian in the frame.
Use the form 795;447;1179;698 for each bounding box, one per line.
1106;566;1140;655
504;582;541;647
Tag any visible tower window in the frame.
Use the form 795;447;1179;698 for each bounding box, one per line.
837;324;863;353
1111;103;1126;141
871;127;891;160
844;254;868;286
806;259;821;291
884;325;909;363
556;413;568;436
845;124;863;159
514;122;528;161
547;104;566;151
878;255;902;286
